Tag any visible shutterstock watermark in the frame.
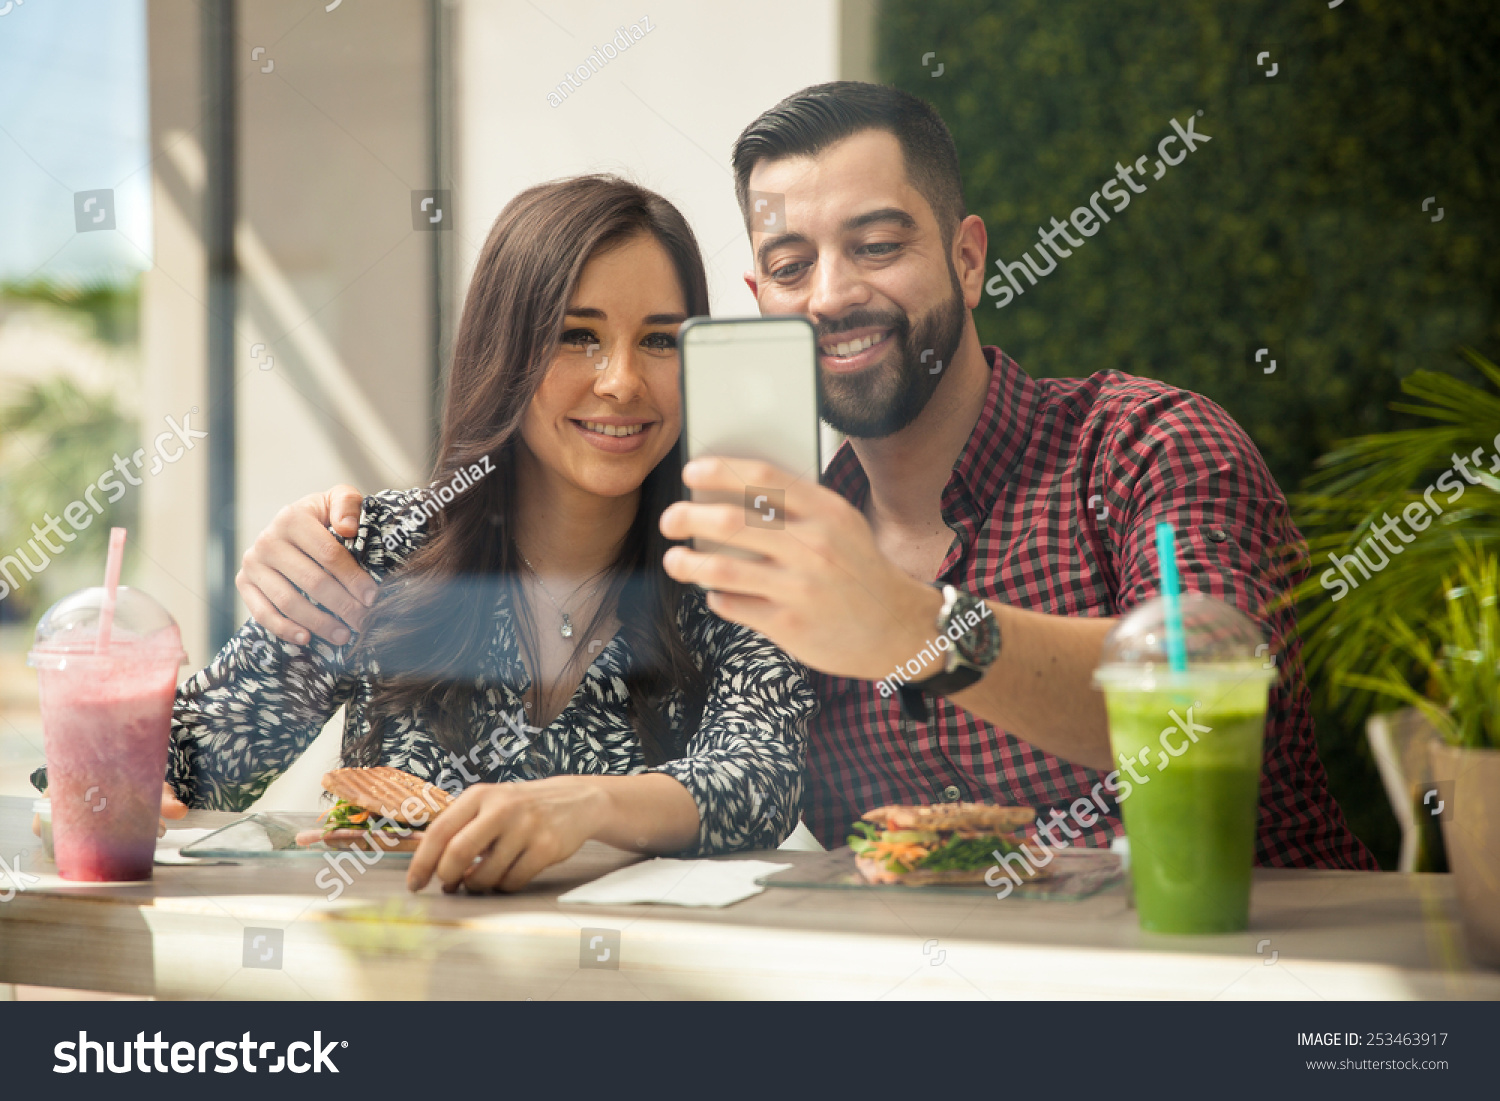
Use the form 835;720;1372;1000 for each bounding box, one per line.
986;703;1210;897
1318;436;1500;600
0;407;207;603
985;112;1212;309
546;16;656;107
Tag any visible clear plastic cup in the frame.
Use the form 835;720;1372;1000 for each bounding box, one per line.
1093;593;1276;933
27;587;185;882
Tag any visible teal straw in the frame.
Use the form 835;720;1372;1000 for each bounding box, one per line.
1155;521;1189;672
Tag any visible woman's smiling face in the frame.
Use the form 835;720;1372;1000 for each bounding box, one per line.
518;232;687;502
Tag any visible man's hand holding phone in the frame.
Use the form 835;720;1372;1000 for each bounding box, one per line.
659;457;937;681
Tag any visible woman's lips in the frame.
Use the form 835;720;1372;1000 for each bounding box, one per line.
818;329;894;374
570;419;656;453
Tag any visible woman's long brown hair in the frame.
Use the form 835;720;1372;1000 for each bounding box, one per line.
346;175;710;768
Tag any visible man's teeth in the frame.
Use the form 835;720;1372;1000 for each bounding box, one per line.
581;421;645;437
822;332;887;357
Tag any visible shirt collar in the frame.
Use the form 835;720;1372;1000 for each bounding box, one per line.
822;346;1039;517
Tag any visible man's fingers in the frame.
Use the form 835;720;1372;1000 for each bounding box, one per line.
241;560;353;643
662;544;784;598
327;485;365;537
680;457;824;511
276;506;379;615
657;502;788;557
235;577;311;645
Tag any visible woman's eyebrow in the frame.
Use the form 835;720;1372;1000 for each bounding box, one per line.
565;309;685;324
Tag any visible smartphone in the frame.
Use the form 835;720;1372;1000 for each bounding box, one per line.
678;316;821;560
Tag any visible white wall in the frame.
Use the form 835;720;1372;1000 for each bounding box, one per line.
454;0;846;317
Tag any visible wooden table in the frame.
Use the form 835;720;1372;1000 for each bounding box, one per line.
0;796;1495;1000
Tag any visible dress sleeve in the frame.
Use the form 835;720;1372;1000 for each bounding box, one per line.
167;488;428;811
647;614;818;856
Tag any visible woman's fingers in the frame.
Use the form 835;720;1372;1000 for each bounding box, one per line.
407;794;479;890
458;821;531;893
160;782;188;819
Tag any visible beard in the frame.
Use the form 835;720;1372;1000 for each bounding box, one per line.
816;268;968;440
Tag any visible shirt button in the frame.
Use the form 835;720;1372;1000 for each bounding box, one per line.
1208;528;1229;543
942;785;962;802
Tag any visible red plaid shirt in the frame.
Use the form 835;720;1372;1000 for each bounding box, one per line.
805;346;1377;870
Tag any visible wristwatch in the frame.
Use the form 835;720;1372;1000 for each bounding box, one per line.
897;584;1002;724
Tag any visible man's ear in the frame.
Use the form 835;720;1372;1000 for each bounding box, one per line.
954;214;988;310
743;272;759;299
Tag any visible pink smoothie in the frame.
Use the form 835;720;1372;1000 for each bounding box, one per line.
36;632;181;882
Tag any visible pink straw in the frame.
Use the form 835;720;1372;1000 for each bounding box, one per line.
96;527;127;654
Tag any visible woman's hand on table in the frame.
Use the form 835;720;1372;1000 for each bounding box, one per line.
158;782;188;837
406;777;606;894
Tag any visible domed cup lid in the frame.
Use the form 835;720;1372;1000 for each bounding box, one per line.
27;586;186;669
1093;591;1273;691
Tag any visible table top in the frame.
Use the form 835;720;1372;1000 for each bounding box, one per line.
1;796;1495;1000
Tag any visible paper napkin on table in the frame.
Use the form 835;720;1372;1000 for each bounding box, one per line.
557;857;792;908
155;827;232;865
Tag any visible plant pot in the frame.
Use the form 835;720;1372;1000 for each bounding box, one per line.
1428;741;1500;967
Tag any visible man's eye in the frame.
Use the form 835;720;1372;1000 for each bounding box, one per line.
861;242;901;257
770;261;808;281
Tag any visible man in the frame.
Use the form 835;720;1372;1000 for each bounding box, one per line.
237;81;1374;870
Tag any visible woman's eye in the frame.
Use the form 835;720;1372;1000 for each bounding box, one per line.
560;328;597;348
642;332;677;352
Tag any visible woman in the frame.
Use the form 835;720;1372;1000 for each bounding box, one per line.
168;175;815;893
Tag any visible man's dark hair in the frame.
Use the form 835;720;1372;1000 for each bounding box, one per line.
731;81;966;245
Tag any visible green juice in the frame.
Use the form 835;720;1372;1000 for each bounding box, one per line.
1103;674;1271;934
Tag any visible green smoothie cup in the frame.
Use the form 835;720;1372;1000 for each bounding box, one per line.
1093;592;1276;934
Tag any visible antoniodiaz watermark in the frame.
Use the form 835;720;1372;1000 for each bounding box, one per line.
875;600;993;699
546;16;656;108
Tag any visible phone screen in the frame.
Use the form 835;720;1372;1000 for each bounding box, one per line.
678;316;821;559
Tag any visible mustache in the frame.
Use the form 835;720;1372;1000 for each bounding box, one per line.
816;310;908;340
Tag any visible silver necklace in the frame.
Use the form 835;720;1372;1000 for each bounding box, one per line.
517;549;608;639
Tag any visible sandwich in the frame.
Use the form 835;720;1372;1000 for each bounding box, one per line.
294;766;455;852
848;803;1046;886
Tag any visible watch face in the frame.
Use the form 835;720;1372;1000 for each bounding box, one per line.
951;593;1001;667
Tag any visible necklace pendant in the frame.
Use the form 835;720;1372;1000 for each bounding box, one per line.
560;614;573;639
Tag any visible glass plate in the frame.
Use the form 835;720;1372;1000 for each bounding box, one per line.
757;846;1123;899
178;812;414;860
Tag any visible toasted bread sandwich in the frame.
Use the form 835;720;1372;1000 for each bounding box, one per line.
848;803;1046;886
294;766;454;852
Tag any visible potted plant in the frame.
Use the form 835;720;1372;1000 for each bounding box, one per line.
1340;537;1500;965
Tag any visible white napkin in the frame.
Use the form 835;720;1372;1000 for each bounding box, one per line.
557;857;792;908
155;827;231;865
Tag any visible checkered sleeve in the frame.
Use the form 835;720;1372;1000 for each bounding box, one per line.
1104;386;1378;870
